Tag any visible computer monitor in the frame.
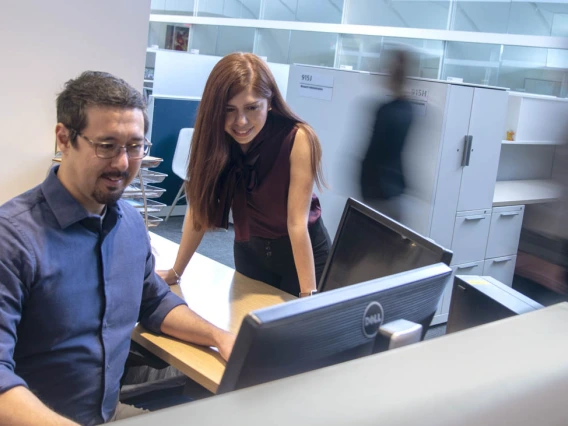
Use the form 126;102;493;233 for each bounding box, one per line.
318;198;452;293
447;275;543;333
217;262;452;394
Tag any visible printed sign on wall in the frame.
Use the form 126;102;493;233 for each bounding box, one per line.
298;72;334;101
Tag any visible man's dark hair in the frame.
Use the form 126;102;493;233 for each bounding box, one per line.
56;71;149;146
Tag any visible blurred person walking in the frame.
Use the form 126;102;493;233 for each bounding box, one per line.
360;49;414;222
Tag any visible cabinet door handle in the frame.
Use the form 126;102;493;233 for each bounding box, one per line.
499;212;520;217
461;135;473;167
457;262;479;269
464;215;485;221
492;258;512;264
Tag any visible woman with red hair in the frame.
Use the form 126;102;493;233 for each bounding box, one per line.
158;52;330;298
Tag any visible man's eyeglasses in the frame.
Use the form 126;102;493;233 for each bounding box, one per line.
74;131;151;160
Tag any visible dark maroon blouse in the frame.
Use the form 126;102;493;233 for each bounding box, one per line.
214;114;321;242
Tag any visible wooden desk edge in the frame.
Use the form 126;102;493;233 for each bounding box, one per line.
141;233;297;394
132;326;220;394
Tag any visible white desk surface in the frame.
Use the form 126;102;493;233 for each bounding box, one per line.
120;303;568;426
131;232;295;393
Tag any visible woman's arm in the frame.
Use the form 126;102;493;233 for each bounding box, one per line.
157;207;206;285
287;127;318;295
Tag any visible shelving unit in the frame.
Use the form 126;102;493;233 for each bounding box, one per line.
123;155;167;230
504;92;568;146
490;92;568;292
495;92;568;208
493;179;563;207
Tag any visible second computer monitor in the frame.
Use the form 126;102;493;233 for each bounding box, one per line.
318;198;452;293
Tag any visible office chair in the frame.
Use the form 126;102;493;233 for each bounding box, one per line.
165;128;193;222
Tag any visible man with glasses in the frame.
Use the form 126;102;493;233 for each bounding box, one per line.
0;71;235;425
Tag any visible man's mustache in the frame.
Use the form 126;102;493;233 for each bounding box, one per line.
100;171;129;180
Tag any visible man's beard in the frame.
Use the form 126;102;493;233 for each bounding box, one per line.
92;187;125;205
92;171;130;205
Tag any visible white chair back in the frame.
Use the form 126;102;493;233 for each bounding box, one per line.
172;128;193;180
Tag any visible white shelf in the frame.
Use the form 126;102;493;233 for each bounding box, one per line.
502;140;564;146
509;91;568;103
493;179;563;207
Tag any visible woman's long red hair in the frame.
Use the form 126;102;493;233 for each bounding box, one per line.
186;52;325;231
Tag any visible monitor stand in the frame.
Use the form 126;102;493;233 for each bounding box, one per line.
374;320;423;352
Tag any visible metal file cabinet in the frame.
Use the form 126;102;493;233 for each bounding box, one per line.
483;256;517;286
450;209;492;265
485;205;525;259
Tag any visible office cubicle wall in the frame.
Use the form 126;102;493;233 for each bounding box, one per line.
147;96;200;206
153;52;219;98
286;65;450;239
116;303;568;426
152;50;290;99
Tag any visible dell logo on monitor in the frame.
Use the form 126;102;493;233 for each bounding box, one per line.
362;301;384;338
365;313;382;326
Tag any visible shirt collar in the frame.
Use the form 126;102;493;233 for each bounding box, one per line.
41;165;122;229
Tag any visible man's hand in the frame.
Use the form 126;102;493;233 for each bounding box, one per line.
215;331;236;362
161;305;236;362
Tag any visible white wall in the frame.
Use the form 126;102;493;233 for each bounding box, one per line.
0;0;151;204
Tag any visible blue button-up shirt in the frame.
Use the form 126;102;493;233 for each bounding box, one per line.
0;166;185;425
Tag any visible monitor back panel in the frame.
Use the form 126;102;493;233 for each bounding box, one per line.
447;275;543;333
219;266;451;393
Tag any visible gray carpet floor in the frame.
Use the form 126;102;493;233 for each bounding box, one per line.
152;215;447;340
153;216;236;268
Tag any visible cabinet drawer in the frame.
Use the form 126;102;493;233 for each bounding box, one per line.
438;261;485;319
483;255;517;287
450;209;491;265
485;205;524;259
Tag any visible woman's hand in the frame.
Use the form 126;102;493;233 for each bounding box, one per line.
156;268;180;286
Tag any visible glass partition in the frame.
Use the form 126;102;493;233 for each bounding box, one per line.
442;42;501;86
255;29;291;64
262;0;344;24
344;0;451;30
197;0;261;19
288;31;337;67
151;0;196;15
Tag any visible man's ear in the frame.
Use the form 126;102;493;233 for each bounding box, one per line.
55;123;72;153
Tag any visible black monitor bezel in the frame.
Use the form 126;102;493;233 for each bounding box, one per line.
318;198;453;293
